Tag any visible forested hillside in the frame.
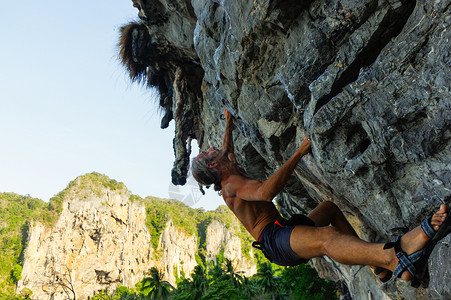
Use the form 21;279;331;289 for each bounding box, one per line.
1;173;336;299
141;195;255;265
0;193;58;298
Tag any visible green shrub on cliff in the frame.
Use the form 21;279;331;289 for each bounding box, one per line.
139;196;252;266
10;265;22;283
280;264;338;300
0;193;57;298
49;172;127;213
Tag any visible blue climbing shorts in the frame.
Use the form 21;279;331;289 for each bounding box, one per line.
252;215;315;266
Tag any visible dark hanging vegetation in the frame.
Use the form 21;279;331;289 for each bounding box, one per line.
118;21;149;84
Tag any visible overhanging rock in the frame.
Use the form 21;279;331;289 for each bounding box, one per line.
120;0;451;298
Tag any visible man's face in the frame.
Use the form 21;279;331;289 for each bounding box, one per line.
196;147;227;164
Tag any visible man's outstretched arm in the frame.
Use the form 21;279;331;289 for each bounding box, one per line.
222;108;234;153
228;137;311;202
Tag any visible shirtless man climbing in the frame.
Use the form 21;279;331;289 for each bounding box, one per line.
191;108;450;287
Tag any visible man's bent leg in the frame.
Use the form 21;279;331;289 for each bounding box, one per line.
289;225;393;268
308;201;390;280
307;201;358;237
291;205;449;281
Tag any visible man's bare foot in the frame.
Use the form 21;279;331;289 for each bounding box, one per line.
388;204;448;281
371;266;392;282
430;205;448;230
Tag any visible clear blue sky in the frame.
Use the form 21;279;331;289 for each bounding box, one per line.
0;0;222;210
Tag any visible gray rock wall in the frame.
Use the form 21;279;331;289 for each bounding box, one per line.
123;0;451;298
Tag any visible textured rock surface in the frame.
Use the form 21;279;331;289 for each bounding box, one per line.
16;175;256;299
206;219;257;275
428;235;451;299
122;0;451;298
16;178;153;299
158;220;198;285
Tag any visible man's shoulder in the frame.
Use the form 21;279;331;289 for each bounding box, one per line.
223;174;251;187
222;175;246;197
223;175;263;199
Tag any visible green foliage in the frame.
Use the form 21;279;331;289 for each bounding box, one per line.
141;196;197;249
194;253;204;270
79;172;125;191
92;285;145;300
224;259;244;288
115;285;133;297
138;268;174;300
91;290;110;300
49;172;127;213
0;174;254;298
139;196;253;268
116;195;333;299
0;192;59;298
101;258;337;300
10;264;22;283
19;287;32;299
48;185;70;214
129;194;141;203
280;264;338;300
255;262;281;296
0;174;337;300
215;247;226;266
201;279;240;300
171;265;208;300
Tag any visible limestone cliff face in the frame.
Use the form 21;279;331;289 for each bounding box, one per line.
158;217;257;286
206;220;257;276
157;220;198;285
16;175;256;299
16;177;152;299
121;0;451;299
